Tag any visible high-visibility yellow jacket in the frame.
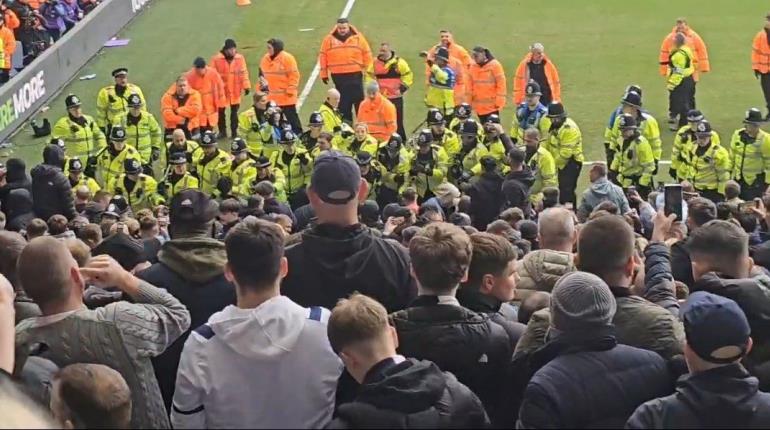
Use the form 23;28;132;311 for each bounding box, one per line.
406;145;449;198
524;145;557;200
115;111;162;164
607;112;662;161
69;174;101;196
269;147;312;194
107;173;164;212
226;159;257;199
434;129;461;158
510;102;549;140
52;114;107;160
366;54;413;99
375;147;412;192
237;106;282;158
729;128;770;187
253;169;288;203
610;134;655;188
659;27;709;80
0;37;6;70
166;140;202;167
96;83;145;129
672;124;696;180
318;102;344;134
460;141;489;173
193;148;231;196
425;64;456;116
690;140;731;194
163;172;200;198
469;136;507;175
95;145;141;188
546;117;584;170
333;134;380;157
667;46;695;90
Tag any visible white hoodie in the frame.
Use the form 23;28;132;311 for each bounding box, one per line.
171;295;343;429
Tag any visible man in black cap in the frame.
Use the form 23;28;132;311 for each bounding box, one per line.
425;46;456;118
282;150;414;313
96;68;145;136
117;93;163;176
186;57;225;134
355;151;380;201
30;144;77;221
300;111;324;153
449;102;473;135
138;189;235;411
210;38;251;139
260;38;302;134
627;292;770;428
52;94;106;167
729;108;770;200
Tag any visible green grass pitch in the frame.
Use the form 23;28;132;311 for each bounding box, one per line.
4;0;769;190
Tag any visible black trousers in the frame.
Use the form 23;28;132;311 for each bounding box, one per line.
478;111;500;125
391;96;406;140
738;178;765;201
288;187;309;211
761;73;770;114
218;104;239;138
332;72;364;123
669;76;695;128
697;188;724;204
281;105;303;134
605;145;617;183
558;158;582;206
0;69;9;85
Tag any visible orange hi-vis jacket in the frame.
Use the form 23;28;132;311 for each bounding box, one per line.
260;50;300;107
161;84;203;130
357;93;397;141
319;25;372;79
3;9;19;30
513;53;561;104
660;27;710;80
185;67;227;128
468;58;506;116
0;26;14;70
426;39;471;105
753;30;770;74
210;52;251;106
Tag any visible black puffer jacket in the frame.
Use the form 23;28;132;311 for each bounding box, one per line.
389;296;512;422
501;168;535;215
626;364;770;428
283;224;415;313
0;158;31;211
327;358;489;429
5;188;35;232
30;146;76;220
467;171;504;231
518;330;674;428
456;287;526;348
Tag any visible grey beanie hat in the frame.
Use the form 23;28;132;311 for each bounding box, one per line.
550;271;617;331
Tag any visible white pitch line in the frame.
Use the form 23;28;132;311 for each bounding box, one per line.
296;0;358;111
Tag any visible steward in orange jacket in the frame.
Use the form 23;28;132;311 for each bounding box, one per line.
318;18;372;122
659;18;710;80
753;14;770;119
260;38;302;133
468;46;506;122
185;57;226;132
357;81;397;141
426;30;471;105
211;38;251;138
513;43;561;105
0;14;16;82
161;76;203;139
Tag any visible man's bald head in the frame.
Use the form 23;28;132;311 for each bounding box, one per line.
537;207;576;251
326;88;341;108
18;237;79;310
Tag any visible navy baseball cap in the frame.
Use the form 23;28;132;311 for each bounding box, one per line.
681;291;751;364
310;150;360;205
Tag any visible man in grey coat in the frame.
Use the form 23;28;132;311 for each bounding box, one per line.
15;237;191;429
577;163;630;222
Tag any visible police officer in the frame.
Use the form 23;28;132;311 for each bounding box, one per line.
96;68;145;135
270;128;312;209
667;32;696;129
451;119;487;183
521;127;557;203
193;130;231;196
238;91;272;156
510;80;549;141
300;111;324;153
606;91;662;176
480;114;508;165
427;108;461;157
449;102;472;135
252;155;288;203
107;158;164;212
227;137;258;199
375;133;410;207
610;114;654;198
167;128;202;166
730;108;770;200
95;126;141;188
160;152;199;199
52;94;106;175
671;109;707;181
690;120;729;202
356;151;381;201
334;122;379;157
117;93;162;175
425;46;456;118
67;158;100;196
546;101;584;206
407;129;449;200
604;84;643;178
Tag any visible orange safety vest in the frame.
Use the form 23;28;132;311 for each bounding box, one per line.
357;94;397;141
426;41;471;105
319;25;372;79
210;52;251;106
260;50;300;107
468;58;506;116
659;27;709;80
185;67;226;128
513;53;561;104
0;27;14;70
160;85;202;130
753;30;770;74
373;58;402;99
3;9;20;31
